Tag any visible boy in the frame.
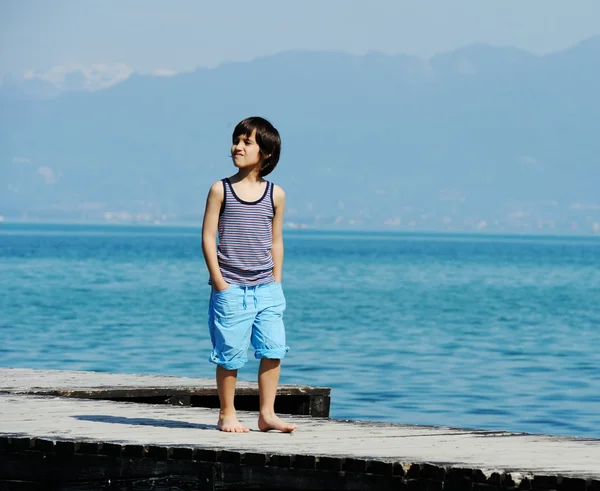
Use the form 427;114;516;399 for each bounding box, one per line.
201;117;296;433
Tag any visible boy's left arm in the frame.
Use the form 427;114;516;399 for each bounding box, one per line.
271;185;286;282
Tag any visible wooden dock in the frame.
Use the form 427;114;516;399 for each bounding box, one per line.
1;369;600;490
0;368;331;418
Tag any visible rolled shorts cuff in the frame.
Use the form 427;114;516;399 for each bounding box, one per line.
254;346;290;360
208;351;247;370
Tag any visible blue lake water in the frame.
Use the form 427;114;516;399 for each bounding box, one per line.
1;223;599;438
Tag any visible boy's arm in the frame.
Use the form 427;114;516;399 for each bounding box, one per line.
202;181;228;291
271;185;285;283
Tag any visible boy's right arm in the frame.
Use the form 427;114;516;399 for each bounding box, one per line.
202;181;229;291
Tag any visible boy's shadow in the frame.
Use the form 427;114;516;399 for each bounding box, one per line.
73;414;219;430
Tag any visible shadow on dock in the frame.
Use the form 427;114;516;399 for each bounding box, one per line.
74;414;219;431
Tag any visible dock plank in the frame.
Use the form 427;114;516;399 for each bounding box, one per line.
0;368;331;418
0;367;330;396
1;393;599;479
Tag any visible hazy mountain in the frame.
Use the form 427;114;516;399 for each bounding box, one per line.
0;75;62;101
1;37;599;232
0;63;134;97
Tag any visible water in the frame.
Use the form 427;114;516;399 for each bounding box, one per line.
1;223;600;438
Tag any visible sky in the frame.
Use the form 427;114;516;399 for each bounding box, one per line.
1;0;600;75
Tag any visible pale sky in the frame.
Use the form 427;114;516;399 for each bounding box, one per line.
1;0;599;74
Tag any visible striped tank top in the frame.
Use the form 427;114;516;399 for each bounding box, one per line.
216;178;275;285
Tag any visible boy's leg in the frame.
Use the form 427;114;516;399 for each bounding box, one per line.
257;358;296;432
208;286;253;432
216;366;249;432
252;283;295;432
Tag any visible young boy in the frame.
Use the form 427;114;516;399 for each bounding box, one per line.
201;116;296;433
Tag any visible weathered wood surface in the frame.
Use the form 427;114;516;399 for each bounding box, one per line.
1;393;600;490
0;368;330;396
0;368;331;417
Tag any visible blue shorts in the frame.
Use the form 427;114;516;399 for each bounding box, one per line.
208;282;289;370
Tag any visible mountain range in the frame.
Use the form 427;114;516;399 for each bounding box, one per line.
1;37;599;233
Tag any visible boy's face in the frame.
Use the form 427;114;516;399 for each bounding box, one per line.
231;129;262;170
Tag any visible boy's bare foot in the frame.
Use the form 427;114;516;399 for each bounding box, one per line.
258;413;296;433
217;411;249;433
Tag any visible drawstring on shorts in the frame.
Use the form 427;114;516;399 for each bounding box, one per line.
241;286;258;310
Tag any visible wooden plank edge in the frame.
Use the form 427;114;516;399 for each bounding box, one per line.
1;436;599;490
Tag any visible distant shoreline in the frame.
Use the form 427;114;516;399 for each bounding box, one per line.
1;219;599;241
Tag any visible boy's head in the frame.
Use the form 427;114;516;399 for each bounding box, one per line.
232;117;281;177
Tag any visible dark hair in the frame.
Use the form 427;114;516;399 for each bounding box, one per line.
232;117;281;177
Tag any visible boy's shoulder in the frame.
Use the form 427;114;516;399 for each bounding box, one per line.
271;183;285;205
208;179;225;193
207;180;225;201
271;182;285;196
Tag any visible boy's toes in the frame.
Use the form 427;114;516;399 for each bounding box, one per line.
258;413;296;433
218;414;249;433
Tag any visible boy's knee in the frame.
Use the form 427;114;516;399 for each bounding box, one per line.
255;346;289;361
259;358;281;366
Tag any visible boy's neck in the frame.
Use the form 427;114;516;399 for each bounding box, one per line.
231;167;264;184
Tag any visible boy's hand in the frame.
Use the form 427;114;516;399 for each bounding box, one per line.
214;280;230;292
